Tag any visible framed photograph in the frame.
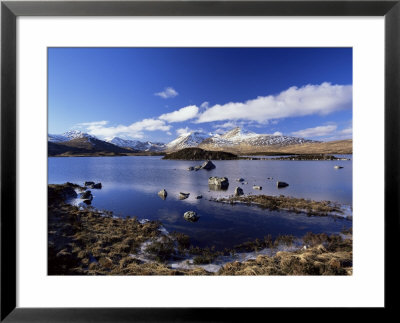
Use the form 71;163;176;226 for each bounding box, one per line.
1;0;398;320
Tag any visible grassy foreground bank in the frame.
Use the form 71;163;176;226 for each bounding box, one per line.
48;183;352;275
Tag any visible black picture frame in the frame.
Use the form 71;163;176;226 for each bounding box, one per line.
1;0;398;321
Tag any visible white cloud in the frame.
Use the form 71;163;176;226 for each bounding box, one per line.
195;83;352;124
159;105;199;123
273;131;283;136
175;127;204;136
340;127;352;135
77;120;109;127
213;121;238;129
78;118;171;140
291;125;338;138
176;127;191;136
154;87;178;99
200;101;209;109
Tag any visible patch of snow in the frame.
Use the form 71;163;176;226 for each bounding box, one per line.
166;131;208;151
48;130;97;142
107;137;166;151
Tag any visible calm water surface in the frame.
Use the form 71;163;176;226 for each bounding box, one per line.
48;156;352;249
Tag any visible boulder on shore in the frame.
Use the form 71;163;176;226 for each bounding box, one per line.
277;181;289;188
208;177;229;189
201;160;216;170
80;190;93;200
91;183;102;189
158;189;168;200
85;181;102;189
179;192;190;200
183;211;199;222
234;187;244;196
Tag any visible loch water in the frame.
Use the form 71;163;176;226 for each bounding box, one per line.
48;156;352;249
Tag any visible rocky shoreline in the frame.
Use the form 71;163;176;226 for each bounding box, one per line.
239;154;350;161
48;183;352;275
212;194;352;218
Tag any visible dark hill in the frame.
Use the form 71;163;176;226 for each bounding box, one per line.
48;137;138;156
162;147;238;160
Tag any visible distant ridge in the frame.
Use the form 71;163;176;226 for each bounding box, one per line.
107;137;166;152
48;136;137;156
165;131;209;151
48;127;352;156
198;127;319;154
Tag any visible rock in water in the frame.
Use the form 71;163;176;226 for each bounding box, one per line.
201;160;216;170
253;185;262;190
334;165;344;169
84;181;95;187
236;178;245;182
208;177;229;189
158;189;168;200
187;166;194;171
234;187;244;196
277;181;289;188
183;211;199;222
80;190;93;200
194;165;202;171
196;195;203;199
179;192;190;200
91;183;102;189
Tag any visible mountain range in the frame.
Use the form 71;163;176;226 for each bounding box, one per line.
48;128;351;156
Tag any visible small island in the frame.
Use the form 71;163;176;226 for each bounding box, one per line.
162;147;238;160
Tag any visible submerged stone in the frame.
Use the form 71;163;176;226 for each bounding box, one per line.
277;181;289;188
201;160;216;170
80;190;93;200
208;177;229;189
183;211;199;222
91;183;102;189
158;189;168;200
234;187;244;196
179;192;190;200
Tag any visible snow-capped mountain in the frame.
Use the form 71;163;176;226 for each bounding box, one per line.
107;137;166;152
48;130;96;142
48;127;319;154
198;127;318;152
165;131;209;151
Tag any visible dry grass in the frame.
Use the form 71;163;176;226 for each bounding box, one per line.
216;194;344;217
48;184;352;276
219;233;352;276
199;139;352;155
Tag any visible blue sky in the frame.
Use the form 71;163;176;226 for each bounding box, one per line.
48;48;352;142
